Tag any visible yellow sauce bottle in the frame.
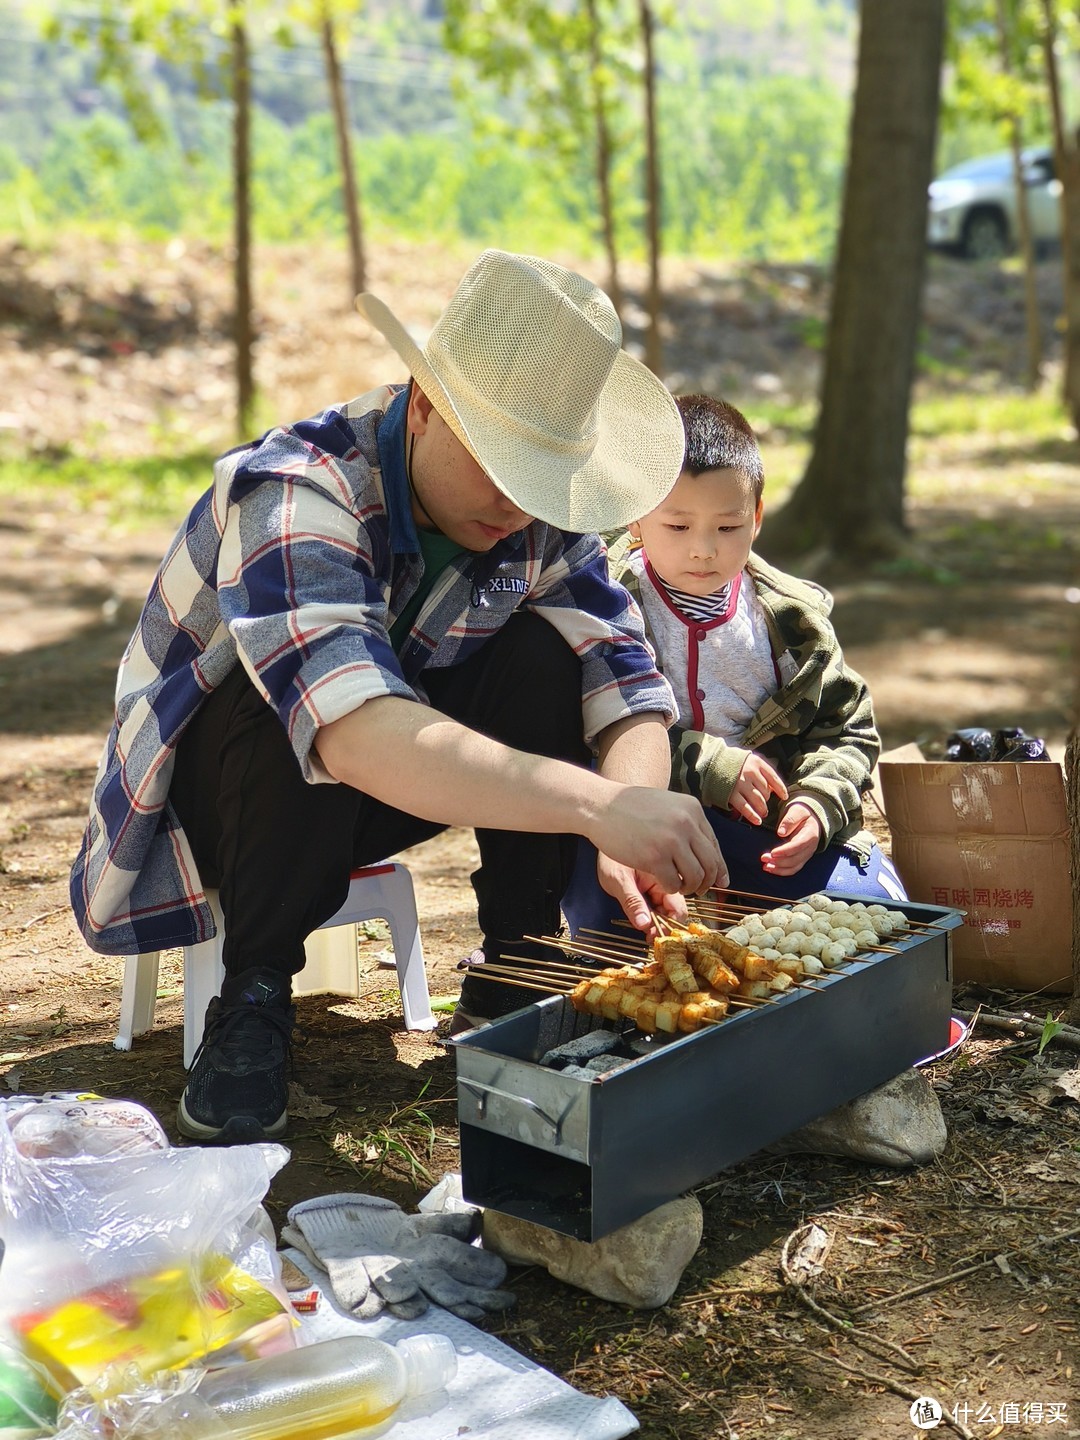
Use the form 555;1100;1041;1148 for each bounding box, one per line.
183;1334;457;1440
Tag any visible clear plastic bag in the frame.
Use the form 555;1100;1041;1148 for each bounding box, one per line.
0;1329;59;1437
0;1094;295;1404
50;1370;229;1440
416;1172;478;1217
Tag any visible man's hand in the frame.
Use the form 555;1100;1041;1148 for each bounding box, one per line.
729;753;787;824
587;785;727;900
760;802;821;876
595;853;688;937
591;714;727;913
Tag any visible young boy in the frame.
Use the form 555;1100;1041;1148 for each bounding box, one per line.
562;393;905;936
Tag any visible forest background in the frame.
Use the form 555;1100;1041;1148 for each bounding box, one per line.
1;3;1080;1436
1;0;1077;528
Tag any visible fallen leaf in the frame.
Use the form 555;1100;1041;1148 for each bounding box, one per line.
286;1083;336;1120
788;1223;831;1282
1023;1154;1080;1183
1050;1068;1080;1103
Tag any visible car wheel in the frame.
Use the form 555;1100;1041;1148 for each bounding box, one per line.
960;207;1008;261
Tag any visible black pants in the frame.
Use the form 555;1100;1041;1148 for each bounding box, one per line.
170;613;591;1007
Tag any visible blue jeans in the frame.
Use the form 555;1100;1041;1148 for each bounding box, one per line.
561;807;907;939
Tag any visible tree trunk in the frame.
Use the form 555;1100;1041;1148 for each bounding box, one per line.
638;0;662;375
585;0;623;321
762;0;945;563
1039;0;1080;433
995;0;1042;392
1067;727;1080;1022
321;10;366;299
232;11;254;437
1061;152;1080;436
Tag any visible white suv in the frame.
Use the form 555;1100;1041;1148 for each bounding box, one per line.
927;146;1060;259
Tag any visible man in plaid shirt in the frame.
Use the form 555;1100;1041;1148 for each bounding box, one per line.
71;250;726;1143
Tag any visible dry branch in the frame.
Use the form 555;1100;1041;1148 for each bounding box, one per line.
808;1350;976;1440
954;1008;1080;1051
779;1224;920;1373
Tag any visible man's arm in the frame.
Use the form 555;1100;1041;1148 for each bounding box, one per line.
313;696;723;897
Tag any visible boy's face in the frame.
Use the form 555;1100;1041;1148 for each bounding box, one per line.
631;467;763;597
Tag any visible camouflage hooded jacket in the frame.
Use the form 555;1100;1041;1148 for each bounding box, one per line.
608;535;880;860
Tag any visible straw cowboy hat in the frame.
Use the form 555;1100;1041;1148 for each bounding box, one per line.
355;249;685;534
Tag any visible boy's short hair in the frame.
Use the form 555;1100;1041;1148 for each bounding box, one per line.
675;394;764;502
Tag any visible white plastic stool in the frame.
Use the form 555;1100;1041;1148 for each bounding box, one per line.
115;862;435;1067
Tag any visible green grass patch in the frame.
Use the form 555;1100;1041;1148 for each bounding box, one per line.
329;1080;446;1188
741;397;816;507
0;384;1068;532
910;387;1065;441
0;450;213;527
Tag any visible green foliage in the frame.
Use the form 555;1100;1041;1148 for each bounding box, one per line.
0;1;854;264
443;0;642;259
941;0;1050;153
330;1079;443;1187
44;0;213;145
1037;1013;1063;1056
660;50;847;259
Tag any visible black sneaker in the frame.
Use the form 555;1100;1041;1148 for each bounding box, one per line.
177;970;295;1144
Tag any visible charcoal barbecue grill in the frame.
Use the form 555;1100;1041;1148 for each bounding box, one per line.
449;896;964;1240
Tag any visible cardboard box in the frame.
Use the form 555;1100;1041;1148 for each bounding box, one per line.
879;756;1072;994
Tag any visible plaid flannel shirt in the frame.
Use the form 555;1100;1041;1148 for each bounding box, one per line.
71;385;676;955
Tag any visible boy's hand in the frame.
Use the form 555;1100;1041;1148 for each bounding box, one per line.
729;753;787;824
760;803;821;875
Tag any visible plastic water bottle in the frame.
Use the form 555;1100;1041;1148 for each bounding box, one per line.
181;1333;457;1440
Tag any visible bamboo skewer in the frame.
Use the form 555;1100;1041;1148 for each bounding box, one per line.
478;971;573;994
522;933;646;968
707;884;803;905
688;903;907;955
488;963;578;986
493;953;602;977
635;902;906;958
477;914;859;1013
577;927;650;955
691;900;767;918
705;883;942;926
652;911;682;936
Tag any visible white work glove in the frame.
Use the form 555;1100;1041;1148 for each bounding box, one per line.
281;1193;515;1322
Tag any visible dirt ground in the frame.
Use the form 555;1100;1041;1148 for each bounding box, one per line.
1;235;1079;1440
